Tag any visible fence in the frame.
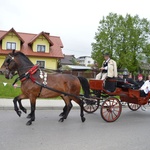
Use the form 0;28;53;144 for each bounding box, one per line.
61;70;149;80
61;70;99;79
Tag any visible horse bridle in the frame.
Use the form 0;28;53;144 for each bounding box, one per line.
6;54;33;71
6;54;15;68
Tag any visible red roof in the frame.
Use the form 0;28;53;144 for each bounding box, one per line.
0;28;64;58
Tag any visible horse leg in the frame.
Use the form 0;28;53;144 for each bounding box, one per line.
60;101;73;117
59;96;72;117
13;94;27;117
59;104;67;117
18;100;27;114
80;100;86;122
26;100;36;126
59;97;72;122
59;96;67;116
73;98;86;122
27;113;32;119
13;96;22;117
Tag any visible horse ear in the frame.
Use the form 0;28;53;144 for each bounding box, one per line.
12;49;15;55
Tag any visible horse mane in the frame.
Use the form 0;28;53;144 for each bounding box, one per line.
14;51;34;65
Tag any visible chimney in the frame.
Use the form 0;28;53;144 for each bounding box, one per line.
44;32;50;36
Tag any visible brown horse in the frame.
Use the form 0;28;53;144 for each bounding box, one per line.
1;50;90;125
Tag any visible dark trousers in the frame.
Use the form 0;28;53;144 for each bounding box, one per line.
104;78;116;92
140;90;147;97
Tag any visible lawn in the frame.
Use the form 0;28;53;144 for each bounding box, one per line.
0;75;21;98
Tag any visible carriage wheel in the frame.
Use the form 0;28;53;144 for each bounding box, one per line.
83;99;100;113
127;103;141;111
101;97;122;122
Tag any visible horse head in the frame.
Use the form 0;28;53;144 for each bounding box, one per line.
1;50;18;79
1;50;34;79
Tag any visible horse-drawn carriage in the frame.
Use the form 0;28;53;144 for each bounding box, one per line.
83;78;150;122
1;50;150;125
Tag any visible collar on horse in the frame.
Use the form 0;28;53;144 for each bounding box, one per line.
12;65;39;86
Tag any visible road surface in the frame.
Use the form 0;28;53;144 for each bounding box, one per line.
0;108;150;150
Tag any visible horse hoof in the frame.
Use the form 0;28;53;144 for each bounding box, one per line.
59;118;64;122
59;112;64;117
23;108;27;114
26;120;32;126
17;111;22;117
27;114;31;118
81;117;86;122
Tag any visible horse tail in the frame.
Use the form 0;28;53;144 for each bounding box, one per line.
78;76;90;98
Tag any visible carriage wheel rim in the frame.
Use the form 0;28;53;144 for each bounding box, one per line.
128;103;141;111
101;97;122;122
83;99;100;113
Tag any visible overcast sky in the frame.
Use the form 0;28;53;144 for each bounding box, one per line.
0;0;150;57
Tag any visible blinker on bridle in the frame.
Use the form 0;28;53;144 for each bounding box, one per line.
6;54;14;69
5;54;15;68
8;54;14;61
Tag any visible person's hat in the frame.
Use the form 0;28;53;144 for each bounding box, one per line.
138;74;143;78
103;52;110;56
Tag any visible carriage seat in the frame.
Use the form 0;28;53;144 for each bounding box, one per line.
89;78;117;92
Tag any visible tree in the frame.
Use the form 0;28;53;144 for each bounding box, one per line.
91;13;150;73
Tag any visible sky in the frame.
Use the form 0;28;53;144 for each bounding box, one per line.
0;0;150;57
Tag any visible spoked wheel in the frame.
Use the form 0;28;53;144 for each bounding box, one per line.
83;98;100;113
148;99;150;106
101;97;122;122
128;103;141;111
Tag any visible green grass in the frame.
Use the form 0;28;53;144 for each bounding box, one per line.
0;75;21;98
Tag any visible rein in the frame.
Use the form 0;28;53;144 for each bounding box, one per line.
34;80;80;99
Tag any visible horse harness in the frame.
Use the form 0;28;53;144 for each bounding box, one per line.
12;65;43;97
12;65;81;99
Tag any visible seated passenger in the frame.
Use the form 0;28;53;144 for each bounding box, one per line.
116;73;124;88
126;73;139;89
140;75;150;97
116;73;139;89
136;74;144;88
95;53;118;80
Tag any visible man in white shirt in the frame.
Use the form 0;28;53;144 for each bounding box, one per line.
140;75;150;97
95;53;117;80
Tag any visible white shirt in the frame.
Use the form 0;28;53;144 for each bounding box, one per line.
140;80;150;94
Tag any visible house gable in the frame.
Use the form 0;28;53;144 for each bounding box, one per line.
32;35;50;53
0;28;24;51
2;32;21;50
28;32;54;54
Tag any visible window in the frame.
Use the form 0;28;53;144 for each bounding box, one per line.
88;61;91;64
37;61;45;68
6;42;16;50
37;45;45;52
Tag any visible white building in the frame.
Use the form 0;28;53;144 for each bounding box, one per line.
77;56;94;66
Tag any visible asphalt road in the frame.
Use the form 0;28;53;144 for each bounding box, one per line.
0;108;150;150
